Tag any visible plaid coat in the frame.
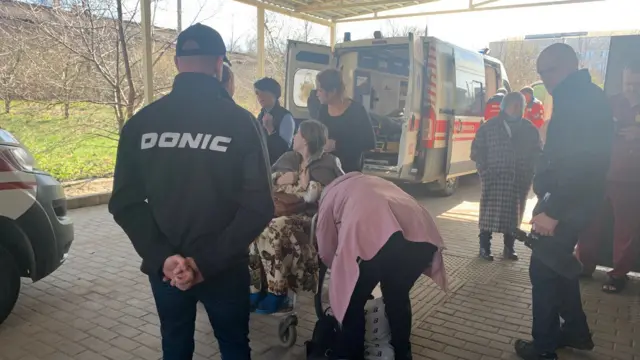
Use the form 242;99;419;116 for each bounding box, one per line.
471;115;541;233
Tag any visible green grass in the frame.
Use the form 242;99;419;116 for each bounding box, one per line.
0;101;119;182
0;98;262;182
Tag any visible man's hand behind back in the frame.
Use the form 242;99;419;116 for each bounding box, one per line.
163;255;204;291
163;255;187;281
175;258;204;291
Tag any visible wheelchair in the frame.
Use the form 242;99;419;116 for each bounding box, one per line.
267;212;325;348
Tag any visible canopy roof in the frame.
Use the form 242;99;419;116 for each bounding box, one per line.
137;0;607;105
234;0;603;25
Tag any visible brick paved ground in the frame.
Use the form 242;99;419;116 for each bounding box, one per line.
1;177;639;360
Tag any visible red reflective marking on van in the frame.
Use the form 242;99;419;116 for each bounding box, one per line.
0;181;36;190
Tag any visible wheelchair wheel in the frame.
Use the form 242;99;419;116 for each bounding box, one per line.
278;314;298;348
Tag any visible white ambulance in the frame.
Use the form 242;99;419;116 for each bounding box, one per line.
284;32;510;195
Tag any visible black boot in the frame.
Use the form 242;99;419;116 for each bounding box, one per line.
515;340;558;360
479;231;493;261
503;234;518;260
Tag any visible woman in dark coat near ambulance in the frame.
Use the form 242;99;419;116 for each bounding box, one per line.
315;69;376;173
471;92;541;261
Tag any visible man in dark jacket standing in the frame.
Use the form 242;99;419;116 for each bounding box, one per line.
255;77;295;164
108;24;274;360
515;43;613;360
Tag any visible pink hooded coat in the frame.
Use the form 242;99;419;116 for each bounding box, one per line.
316;172;448;324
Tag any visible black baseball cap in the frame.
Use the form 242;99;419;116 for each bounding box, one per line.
176;23;231;65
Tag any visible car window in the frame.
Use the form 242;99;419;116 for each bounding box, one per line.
0;129;19;144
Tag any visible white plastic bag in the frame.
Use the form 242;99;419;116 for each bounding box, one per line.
364;297;394;360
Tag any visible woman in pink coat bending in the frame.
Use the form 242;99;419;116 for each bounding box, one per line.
316;172;448;360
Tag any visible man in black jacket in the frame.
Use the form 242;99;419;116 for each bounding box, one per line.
108;24;273;360
515;43;613;360
254;77;295;164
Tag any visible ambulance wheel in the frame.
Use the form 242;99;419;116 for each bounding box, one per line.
278;314;298;348
434;177;458;197
0;245;21;325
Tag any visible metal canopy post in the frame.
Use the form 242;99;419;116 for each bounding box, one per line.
329;21;336;49
141;0;154;105
257;5;266;78
177;0;182;32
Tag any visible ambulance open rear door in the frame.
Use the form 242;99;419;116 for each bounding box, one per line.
284;40;332;121
396;32;424;179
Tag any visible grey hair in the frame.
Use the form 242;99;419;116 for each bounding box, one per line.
501;92;526;116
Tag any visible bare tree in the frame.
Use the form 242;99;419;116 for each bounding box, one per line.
0;40;25;114
386;20;425;37
0;0;223;131
116;0;136;123
6;1;170;133
226;14;244;53
496;41;541;91
246;12;327;83
0;12;37;114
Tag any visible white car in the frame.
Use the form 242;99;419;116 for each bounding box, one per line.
0;128;74;324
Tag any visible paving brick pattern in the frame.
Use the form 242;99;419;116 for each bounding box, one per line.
1;180;639;360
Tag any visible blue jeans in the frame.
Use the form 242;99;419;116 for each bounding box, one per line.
149;262;251;360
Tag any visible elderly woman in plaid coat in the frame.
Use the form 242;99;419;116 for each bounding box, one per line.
471;92;541;261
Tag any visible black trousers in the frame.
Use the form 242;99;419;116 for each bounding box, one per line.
529;228;590;353
149;262;251;360
479;231;516;248
333;232;437;360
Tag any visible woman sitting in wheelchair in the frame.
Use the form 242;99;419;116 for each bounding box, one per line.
249;119;344;314
316;173;448;360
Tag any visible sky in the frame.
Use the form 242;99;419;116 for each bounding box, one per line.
145;0;640;51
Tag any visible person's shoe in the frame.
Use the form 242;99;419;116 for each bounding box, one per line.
557;332;594;351
255;293;289;314
503;246;519;260
515;339;558;360
479;247;494;261
602;275;629;294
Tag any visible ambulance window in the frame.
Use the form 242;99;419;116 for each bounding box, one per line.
484;65;498;98
293;69;320;107
455;69;485;117
296;51;331;65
